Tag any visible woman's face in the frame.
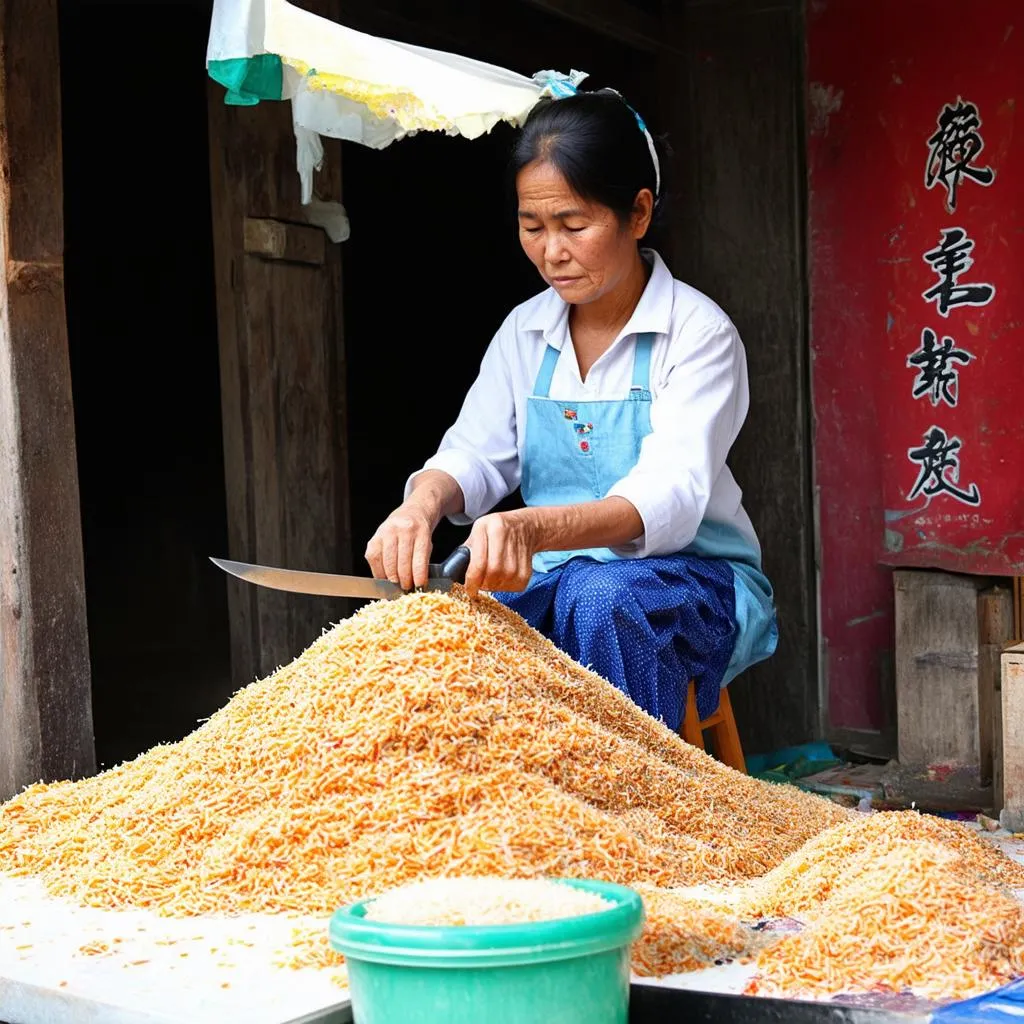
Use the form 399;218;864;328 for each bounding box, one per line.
516;159;652;305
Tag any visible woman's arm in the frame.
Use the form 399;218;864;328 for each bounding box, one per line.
523;496;643;552
408;468;466;522
463;497;643;595
605;316;746;557
367;317;520;590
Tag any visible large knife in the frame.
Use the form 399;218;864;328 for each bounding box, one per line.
209;546;471;601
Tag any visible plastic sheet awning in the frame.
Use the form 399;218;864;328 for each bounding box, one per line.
206;0;582;203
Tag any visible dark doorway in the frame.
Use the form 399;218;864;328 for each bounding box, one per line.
341;1;657;563
59;0;232;768
57;0;666;765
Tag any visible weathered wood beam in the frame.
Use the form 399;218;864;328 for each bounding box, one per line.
685;0;795;12
661;0;818;753
999;642;1024;831
0;0;95;800
521;0;673;54
980;585;1014;800
208;0;352;688
244;217;326;266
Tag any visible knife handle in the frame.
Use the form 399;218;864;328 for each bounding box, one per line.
436;545;471;584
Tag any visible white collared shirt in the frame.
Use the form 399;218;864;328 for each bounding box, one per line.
408;250;761;560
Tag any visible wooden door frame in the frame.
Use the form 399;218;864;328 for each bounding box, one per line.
519;0;679;55
207;0;351;689
0;0;94;800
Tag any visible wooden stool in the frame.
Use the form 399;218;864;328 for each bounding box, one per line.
680;682;746;773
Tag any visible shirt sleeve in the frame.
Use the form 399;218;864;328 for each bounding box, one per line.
404;317;521;525
605;316;748;558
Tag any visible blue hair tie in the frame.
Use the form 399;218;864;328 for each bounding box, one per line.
532;69;589;99
528;74;661;198
600;88;661;198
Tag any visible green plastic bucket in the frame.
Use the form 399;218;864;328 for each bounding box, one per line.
329;878;645;1024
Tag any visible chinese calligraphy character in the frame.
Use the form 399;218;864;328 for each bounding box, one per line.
907;328;974;407
907;426;980;506
922;227;995;317
925;98;995;212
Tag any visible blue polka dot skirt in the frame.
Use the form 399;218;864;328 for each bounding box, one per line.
495;555;738;731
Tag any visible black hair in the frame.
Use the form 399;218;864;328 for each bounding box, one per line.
510;89;669;234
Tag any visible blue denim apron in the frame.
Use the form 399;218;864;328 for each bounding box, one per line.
495;333;778;728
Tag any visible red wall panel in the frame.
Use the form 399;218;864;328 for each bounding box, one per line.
808;0;1024;730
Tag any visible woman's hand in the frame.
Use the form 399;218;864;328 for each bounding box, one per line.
365;499;438;591
464;510;539;596
366;471;465;590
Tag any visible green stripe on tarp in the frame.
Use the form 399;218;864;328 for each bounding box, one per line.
208;54;283;106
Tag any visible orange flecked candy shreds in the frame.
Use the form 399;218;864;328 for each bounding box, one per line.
2;589;1022;997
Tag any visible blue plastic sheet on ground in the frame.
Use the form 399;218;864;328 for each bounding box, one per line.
746;742;842;787
932;979;1024;1021
746;742;838;776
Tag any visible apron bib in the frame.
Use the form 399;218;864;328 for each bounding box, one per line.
522;334;655;573
508;332;778;716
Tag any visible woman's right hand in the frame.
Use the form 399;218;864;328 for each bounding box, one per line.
366;471;465;591
365;498;438;592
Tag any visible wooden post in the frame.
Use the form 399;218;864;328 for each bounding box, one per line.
207;0;352;687
0;0;94;800
664;0;817;755
979;586;1014;799
895;570;981;767
999;643;1024;831
521;0;674;54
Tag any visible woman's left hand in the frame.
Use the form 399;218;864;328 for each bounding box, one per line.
464;510;538;596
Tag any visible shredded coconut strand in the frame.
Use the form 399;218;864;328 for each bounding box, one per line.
1;589;1022;998
364;877;613;926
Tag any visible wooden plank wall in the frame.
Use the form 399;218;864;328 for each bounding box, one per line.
0;0;94;799
662;0;816;754
207;0;352;686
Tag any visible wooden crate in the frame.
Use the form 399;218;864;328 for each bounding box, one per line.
895;572;1014;792
895;571;982;767
1000;642;1024;831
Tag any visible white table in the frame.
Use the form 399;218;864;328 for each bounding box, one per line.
0;875;352;1024
3;824;1020;1023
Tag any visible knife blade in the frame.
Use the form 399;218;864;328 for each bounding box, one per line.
209;546;471;601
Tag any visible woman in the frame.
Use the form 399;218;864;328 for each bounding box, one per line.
366;88;777;730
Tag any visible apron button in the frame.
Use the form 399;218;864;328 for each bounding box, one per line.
580;440;590;452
